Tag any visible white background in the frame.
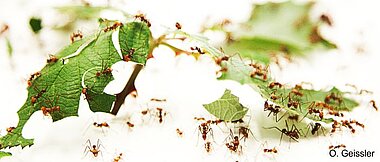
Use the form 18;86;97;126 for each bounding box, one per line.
1;0;380;162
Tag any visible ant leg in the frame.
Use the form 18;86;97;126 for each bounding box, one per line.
275;112;287;122
83;146;91;157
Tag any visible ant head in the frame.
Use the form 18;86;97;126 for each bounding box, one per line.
93;122;97;125
92;145;96;149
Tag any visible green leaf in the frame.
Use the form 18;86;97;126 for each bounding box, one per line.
216;1;336;64
0;22;151;149
0;151;11;158
203;89;248;122
29;17;42;34
119;22;151;65
5;37;13;57
55;6;108;20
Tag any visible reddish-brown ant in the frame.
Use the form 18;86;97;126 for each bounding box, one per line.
30;86;46;105
264;147;278;153
6;127;15;134
27;71;41;87
93;122;110;128
40;95;61;116
103;21;123;32
134;14;151;27
328;109;344;117
320;14;333;26
70;31;83;43
198;121;213;141
250;68;268;80
238;126;255;141
324;93;342;105
287;114;299;122
264;100;284;122
175;22;182;30
190;46;205;54
151;98;167;102
269;82;282;89
302;102;324;120
84;139;103;157
0;24;9;35
225;129;242;154
369;100;378;111
47;55;58;63
176;128;183;137
156;108;167;123
126;121;134;128
290;88;303;97
113;153;123;162
265;120;302;143
329;144;346;150
205;142;212;153
215;56;229;65
349;120;365;129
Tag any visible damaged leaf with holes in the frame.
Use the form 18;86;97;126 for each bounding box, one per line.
203;89;248;122
0;22;151;151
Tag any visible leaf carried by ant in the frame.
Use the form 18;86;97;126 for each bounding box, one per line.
119;22;151;65
0;151;11;158
0;22;151;150
208;1;337;64
203;89;248;122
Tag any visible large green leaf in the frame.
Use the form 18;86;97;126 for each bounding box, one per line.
211;1;336;64
203;89;248;122
0;22;151;150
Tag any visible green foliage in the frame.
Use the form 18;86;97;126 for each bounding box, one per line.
0;22;151;150
5;37;13;57
206;1;336;64
29;17;42;34
203;89;248;122
0;151;11;158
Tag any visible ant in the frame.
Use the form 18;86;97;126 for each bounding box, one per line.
103;21;123;32
349;120;365;129
302;102;324;120
96;67;112;77
238;126;254;142
84;139;104;158
113;153;123;162
126;121;134;128
225;129;242;154
328;109;344;117
151;98;167;102
70;31;83;43
47;54;58;63
287;114;299;122
93;122;110;128
320;14;333;26
205;142;212;153
290;88;303;97
190;46;205;54
175;22;182;30
324;93;342;105
340;120;363;133
176;128;183;137
6;127;15;134
329;144;346;150
27;71;41;87
264;100;284;122
263;147;278;153
269;82;282;89
315;102;333;110
134;13;151;27
265;120;302;143
40;95;61;117
156;108;167;123
0;24;9;35
30;87;46;105
250;68;268;80
305;122;325;136
331;120;340;133
369;100;378;111
198;121;213;141
215;55;230;65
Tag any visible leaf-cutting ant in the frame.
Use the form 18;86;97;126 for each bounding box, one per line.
265;120;302;144
84;139;104;158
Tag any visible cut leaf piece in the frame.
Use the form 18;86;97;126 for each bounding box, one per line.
203;89;248;122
